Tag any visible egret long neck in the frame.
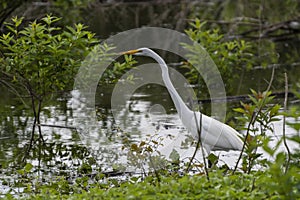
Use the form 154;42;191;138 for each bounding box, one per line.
150;51;193;122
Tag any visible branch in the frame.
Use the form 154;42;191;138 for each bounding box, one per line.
37;123;78;130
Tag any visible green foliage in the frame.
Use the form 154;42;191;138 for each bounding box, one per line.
0;0;96;27
257;152;300;199
0;15;97;97
122;133;167;173
234;89;281;172
183;19;253;96
234;89;281;133
4;169;294;199
189;0;297;72
101;54;138;84
220;0;299;24
51;0;96;25
0;142;98;198
0;15;111;144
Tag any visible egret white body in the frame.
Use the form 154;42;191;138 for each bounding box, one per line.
123;48;244;154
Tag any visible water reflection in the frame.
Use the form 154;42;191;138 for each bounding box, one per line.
1;82;299;170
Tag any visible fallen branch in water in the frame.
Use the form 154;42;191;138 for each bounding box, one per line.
37;123;78;130
197;91;295;104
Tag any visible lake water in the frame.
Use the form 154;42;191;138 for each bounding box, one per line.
1;69;299;169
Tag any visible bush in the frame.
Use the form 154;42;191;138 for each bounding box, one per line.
0;15;100;147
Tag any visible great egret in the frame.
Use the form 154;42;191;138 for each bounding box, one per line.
122;47;244;154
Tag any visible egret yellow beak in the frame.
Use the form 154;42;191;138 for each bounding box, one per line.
121;49;140;55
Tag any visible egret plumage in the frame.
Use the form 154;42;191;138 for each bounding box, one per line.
122;48;244;154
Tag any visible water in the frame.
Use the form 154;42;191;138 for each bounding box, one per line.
2;83;298;161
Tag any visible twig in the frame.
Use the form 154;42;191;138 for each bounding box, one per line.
266;66;275;92
198;113;209;181
186;110;209;181
283;72;291;173
186;112;201;172
233;113;255;174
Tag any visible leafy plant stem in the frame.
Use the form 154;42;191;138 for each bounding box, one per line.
149;155;161;185
233;66;275;174
233;112;255;174
283;72;291;173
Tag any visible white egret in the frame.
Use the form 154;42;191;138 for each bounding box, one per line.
122;47;244;154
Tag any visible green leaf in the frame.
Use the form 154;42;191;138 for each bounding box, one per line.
262;137;275;156
248;94;258;105
12;16;23;27
288;135;300;143
207;153;219;165
233;107;245;114
169;149;180;163
286;122;300;131
270;104;281;116
24;163;33;172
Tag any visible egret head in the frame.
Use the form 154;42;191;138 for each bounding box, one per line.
122;47;154;57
